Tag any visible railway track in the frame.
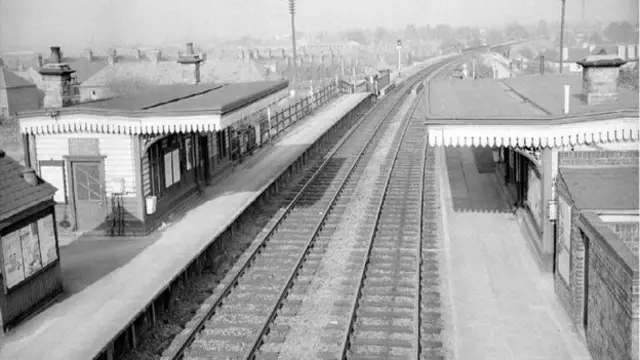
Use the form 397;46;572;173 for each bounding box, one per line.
163;56;458;360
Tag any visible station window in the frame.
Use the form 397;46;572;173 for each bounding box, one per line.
148;134;186;196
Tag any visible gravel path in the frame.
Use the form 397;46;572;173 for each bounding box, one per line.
275;94;417;360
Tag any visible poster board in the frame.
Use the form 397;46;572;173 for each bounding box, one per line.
20;224;43;277
171;149;181;183
37;215;58;266
2;230;25;289
164;152;173;187
526;168;543;228
557;197;572;282
185;137;193;171
40;163;66;203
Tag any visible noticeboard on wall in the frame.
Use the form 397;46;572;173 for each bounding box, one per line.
2;215;59;290
2;231;25;289
39;161;66;203
37;215;58;266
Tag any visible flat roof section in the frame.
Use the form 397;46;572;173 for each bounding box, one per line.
504;75;639;116
428;79;537;118
153;80;289;114
560;166;639;211
428;74;639;119
20;80;289;117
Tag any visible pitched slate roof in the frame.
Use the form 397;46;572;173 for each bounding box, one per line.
0;150;57;222
64;57;110;83
80;59;266;99
560;166;639;211
0;67;36;89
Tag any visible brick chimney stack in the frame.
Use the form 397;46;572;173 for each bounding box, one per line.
39;46;75;108
577;55;627;105
177;42;203;85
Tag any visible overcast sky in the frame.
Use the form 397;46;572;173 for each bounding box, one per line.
1;0;637;53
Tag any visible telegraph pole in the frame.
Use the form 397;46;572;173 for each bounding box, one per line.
289;0;297;74
559;0;566;74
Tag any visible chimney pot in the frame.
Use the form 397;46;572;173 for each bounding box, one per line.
186;42;194;55
21;167;38;186
50;46;62;64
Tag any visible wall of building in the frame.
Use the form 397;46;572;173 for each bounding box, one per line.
608;221;640;255
555;173;638;360
34;133;137;233
580;214;638;360
554;173;582;322
558;150;639;167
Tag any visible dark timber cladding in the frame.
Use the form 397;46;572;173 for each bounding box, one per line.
0;150;62;332
19;79;290;237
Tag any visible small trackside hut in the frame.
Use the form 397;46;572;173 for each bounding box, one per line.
0;150;61;332
18;77;290;237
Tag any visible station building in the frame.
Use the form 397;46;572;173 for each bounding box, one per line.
0;150;61;331
426;54;639;360
17;48;291;237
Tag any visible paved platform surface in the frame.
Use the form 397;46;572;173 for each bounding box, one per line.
437;146;593;360
0;93;371;360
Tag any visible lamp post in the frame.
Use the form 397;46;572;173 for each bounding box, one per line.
559;0;566;74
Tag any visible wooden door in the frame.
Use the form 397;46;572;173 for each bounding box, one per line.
72;161;104;231
198;135;210;183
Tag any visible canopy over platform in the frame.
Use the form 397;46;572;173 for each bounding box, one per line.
19;80;289;135
426;74;639;148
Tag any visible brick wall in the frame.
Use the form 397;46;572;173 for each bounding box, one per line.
559;150;639;167
579;212;638;360
554;174;640;360
608;222;640;255
554;173;587;325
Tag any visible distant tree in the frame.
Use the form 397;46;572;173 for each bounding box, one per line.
588;31;603;44
603;21;636;43
404;24;418;40
505;22;530;40
344;29;368;45
374;27;388;42
487;30;504;45
434;24;453;40
536;20;549;39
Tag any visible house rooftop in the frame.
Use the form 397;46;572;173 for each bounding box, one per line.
0;67;36;89
0;150;57;223
559;166;639;211
428;74;639;119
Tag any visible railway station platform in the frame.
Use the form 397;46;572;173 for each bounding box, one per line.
0;92;372;360
437;146;593;360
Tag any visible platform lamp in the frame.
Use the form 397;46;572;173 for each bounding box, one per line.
559;0;567;74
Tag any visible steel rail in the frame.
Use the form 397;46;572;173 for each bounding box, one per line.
167;55;463;360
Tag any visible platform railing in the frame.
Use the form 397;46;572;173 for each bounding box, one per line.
266;82;341;141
